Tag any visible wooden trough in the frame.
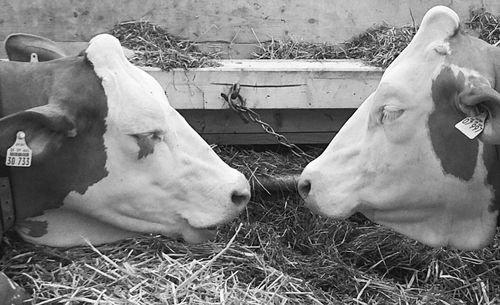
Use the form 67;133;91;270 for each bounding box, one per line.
145;59;383;144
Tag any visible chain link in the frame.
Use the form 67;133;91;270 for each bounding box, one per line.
221;83;314;161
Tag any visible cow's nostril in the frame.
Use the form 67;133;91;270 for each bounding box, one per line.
231;189;250;206
297;178;312;199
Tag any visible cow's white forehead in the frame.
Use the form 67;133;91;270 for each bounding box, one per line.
387;6;458;73
85;34;169;134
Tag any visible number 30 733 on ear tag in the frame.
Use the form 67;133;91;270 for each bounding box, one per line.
455;113;487;140
5;131;32;167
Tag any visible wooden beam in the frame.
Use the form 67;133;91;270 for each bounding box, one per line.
178;109;355;133
148;59;383;109
178;108;354;144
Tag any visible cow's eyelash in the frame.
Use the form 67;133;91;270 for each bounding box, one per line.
380;106;404;123
149;131;165;141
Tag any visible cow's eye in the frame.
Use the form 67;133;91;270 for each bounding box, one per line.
380;106;404;123
130;130;165;142
149;131;165;141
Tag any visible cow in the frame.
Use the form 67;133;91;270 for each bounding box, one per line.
0;33;250;303
298;6;500;251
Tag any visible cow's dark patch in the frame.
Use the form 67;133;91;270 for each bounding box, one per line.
488;52;500;222
428;66;478;180
17;219;48;237
484;145;500;223
0;57;109;221
133;134;155;159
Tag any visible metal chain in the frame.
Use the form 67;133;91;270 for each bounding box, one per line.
221;83;314;161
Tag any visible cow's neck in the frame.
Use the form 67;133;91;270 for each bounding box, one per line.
0;65;25;234
491;48;500;226
493;144;500;226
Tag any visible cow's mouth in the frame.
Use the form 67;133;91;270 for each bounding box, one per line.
181;225;217;243
185;219;220;231
177;218;221;243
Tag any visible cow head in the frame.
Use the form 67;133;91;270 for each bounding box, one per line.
298;6;500;250
0;34;250;246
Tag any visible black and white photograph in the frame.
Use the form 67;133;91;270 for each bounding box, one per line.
0;1;499;304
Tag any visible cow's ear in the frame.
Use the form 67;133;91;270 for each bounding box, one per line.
4;33;66;62
0;105;76;161
458;86;500;144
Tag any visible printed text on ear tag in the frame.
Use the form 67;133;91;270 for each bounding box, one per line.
455;113;487;139
5;131;32;167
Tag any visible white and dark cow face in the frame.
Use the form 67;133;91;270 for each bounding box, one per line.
299;6;500;250
13;34;250;246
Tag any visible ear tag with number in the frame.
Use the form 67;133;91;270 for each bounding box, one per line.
455;113;487;139
6;131;32;167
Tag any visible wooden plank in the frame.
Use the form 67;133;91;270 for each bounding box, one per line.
178;109;355;134
202;132;335;145
178;59;379;71
148;59;383;109
0;1;496;50
178;108;354;145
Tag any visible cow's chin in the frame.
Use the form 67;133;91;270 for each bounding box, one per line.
369;218;496;250
360;206;498;251
177;223;217;244
177;215;239;243
304;195;358;219
104;207;227;244
98;212;222;244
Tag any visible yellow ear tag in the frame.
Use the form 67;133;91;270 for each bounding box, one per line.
5;131;32;167
455;113;487;139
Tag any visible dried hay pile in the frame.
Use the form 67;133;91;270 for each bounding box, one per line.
110;21;220;70
254;9;500;68
252;25;417;68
